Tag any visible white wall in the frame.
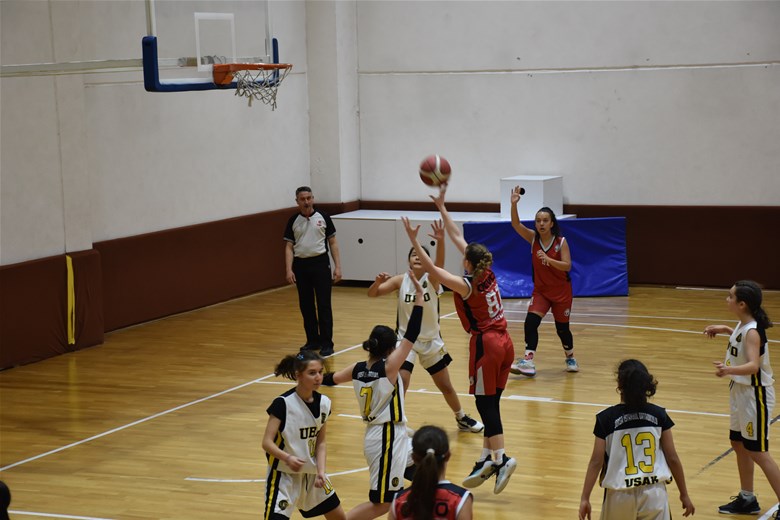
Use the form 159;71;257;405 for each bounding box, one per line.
2;0;778;266
357;1;780;204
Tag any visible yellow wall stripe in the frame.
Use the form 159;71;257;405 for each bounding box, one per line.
66;255;76;345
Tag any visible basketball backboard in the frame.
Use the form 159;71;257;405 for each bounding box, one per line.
142;0;278;92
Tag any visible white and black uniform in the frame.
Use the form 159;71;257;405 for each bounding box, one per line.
594;403;674;520
397;272;450;374
264;388;341;519
725;320;775;451
352;360;409;504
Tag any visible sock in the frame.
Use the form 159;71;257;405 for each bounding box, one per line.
479;448;492;461
740;490;755;499
565;351;575;359
493;449;505;462
525;350;534;359
455;410;465;419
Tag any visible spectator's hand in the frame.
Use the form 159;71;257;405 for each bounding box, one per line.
286;270;296;285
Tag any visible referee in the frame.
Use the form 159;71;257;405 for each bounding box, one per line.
284;186;342;357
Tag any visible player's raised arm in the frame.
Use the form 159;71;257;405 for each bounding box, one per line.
430;185;467;255
510;185;535;244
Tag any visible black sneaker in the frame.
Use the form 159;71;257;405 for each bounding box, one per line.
493;454;517;494
300;344;320;351
462;459;496;488
319;346;334;357
718;494;760;514
456;414;484;433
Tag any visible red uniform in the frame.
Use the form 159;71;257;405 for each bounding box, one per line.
453;269;515;396
391;481;471;520
529;235;572;322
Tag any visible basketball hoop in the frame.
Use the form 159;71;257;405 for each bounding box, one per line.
213;63;292;109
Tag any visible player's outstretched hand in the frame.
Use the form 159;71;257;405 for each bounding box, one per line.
703;325;730;338
511;185;524;204
401;216;421;243
429;183;447;210
428;219;444;242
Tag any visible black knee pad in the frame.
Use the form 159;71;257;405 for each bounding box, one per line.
475;395;503;437
524;313;543;350
555;321;573;351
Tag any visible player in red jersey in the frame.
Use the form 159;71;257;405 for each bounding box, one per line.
509;185;578;377
401;184;516;495
390;425;473;520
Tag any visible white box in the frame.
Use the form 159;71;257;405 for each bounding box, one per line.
499;175;563;221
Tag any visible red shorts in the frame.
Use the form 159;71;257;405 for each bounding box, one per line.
529;287;572;323
468;329;515;396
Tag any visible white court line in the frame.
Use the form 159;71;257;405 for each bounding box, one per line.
0;344;370;473
257;381;729;418
186;466;369;483
8;511;115;520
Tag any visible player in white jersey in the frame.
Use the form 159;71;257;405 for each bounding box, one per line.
262;350;346;520
367;220;483;434
323;270;426;520
704;280;780;517
579;359;694;520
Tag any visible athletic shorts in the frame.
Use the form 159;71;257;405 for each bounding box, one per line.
468;330;514;396
528;288;572;323
400;336;452;375
263;467;341;519
729;381;775;452
601;482;670;520
364;421;409;503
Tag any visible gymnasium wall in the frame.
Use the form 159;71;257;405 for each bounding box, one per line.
1;1;778;369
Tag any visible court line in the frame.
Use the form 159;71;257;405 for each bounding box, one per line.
7;511;115;520
0;343;367;473
185;466;369;484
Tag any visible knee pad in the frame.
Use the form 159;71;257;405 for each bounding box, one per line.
555;321;573;351
524;313;543;350
475;395;503;437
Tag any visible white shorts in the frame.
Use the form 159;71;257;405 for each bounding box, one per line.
364;422;409;503
401;336;451;373
263;467;340;519
601;482;670;520
730;381;775;451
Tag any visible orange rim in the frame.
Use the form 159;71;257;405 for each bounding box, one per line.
212;63;292;85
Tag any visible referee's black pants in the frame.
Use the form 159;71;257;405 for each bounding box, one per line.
293;253;333;349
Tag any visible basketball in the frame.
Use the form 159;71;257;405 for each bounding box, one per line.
419;155;452;187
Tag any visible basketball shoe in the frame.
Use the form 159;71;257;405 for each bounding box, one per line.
718;494;760;514
462;459;496;488
493;454;517;494
565;356;580;372
510;353;536;376
456;414;484;433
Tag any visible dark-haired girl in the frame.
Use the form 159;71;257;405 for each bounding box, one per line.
509;185;577;376
402;184;516;495
325;270;425;519
704;280;780;516
389;425;473;520
579;359;694;520
262;350;346;520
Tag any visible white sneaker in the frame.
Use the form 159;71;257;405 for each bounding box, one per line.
565;356;579;372
493;454;517;494
510;354;536;377
456;414;484;433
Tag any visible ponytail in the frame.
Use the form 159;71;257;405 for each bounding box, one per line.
400;425;450;520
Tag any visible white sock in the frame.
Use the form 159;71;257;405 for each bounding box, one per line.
525;350;534;359
479;448;492;461
494;449;505;461
455;410;465;419
740;490;755;499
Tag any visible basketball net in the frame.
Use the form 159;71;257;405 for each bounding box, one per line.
213;63;292;109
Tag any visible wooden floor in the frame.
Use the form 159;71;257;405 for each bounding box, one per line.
1;285;779;519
